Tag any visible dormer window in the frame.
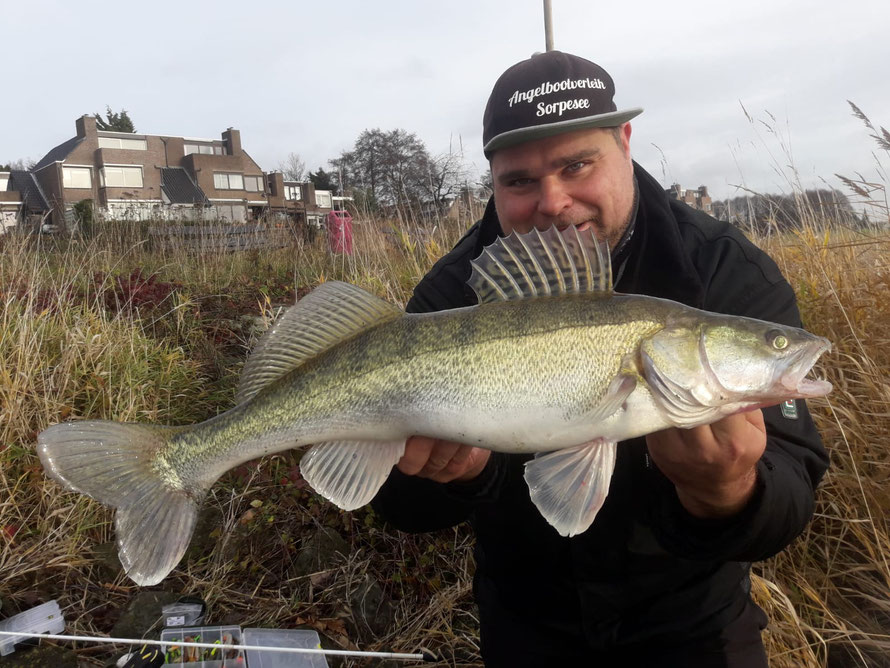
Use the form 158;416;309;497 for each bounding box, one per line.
98;137;147;150
185;143;225;156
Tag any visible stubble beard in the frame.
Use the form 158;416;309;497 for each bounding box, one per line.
555;205;632;250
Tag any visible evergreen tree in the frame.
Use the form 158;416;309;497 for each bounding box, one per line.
309;167;336;192
95;106;136;133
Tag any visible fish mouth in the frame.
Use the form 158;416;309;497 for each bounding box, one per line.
778;336;833;399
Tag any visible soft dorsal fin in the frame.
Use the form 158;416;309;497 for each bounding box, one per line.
468;225;613;304
235;281;402;404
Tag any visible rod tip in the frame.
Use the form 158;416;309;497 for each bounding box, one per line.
421;649;437;662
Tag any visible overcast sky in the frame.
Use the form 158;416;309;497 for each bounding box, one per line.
3;0;888;201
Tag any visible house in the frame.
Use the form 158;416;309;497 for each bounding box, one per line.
666;183;713;214
264;172;335;230
0;171;21;231
417;188;489;223
29;115;274;229
0;170;51;232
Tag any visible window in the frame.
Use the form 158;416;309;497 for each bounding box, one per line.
213;173;244;190
285;185;301;201
185;143;224;156
243;175;263;192
315;190;332;208
98;137;147;150
101;166;144;188
0;174;8;191
63;166;92;189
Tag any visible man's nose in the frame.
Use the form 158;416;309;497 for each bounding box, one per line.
537;177;572;217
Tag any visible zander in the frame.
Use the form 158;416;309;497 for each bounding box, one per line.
37;226;832;586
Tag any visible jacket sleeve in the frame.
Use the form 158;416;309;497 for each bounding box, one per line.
371;453;508;532
650;236;830;562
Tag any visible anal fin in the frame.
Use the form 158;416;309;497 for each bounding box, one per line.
300;440;405;511
524;438;618;537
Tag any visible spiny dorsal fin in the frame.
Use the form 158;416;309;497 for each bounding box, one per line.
236;281;402;404
468;225;613;304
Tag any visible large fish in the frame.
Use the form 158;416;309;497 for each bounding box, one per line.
37;226;831;585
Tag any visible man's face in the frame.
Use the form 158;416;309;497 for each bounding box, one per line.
490;124;635;248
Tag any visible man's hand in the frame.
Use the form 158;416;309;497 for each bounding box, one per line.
645;409;767;519
397;436;491;484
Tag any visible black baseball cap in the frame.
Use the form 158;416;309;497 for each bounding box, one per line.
482;51;643;158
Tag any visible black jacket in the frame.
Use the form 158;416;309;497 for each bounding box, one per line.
372;162;828;650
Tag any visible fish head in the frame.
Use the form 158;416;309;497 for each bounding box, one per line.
641;314;832;423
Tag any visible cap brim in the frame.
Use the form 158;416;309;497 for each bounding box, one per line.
484;107;644;157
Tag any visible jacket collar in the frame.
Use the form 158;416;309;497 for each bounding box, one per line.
626;162;705;308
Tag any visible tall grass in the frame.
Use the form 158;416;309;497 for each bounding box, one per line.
754;226;890;667
0;212;483;665
1;141;888;665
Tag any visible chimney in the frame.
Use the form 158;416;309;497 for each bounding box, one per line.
222;127;241;155
267;172;284;197
76;114;98;139
303;181;317;206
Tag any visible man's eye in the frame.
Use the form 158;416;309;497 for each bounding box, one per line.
507;178;533;187
566;161;587;173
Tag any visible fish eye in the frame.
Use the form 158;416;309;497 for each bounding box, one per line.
766;329;788;350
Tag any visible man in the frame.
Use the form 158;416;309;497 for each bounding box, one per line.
372;51;828;667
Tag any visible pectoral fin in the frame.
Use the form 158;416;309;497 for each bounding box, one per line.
300;440;405;511
575;372;636;424
524;438;618;537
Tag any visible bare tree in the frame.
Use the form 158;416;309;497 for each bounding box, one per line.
423;150;472;214
0;158;35;171
336;128;434;213
712;189;860;231
477;169;493;199
278;152;306;182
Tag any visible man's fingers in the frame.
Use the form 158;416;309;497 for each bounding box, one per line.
419;440;463;477
444;444;475;474
397;437;490;483
707;410;766;458
397;436;435;476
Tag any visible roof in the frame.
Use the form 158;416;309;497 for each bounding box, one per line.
9;171;50;212
161;167;209;205
33;136;84;171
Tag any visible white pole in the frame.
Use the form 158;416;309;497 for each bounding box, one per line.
543;0;554;51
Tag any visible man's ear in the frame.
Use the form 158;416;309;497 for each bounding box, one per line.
621;122;633;158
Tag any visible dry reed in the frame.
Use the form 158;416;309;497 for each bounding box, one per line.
0;175;888;666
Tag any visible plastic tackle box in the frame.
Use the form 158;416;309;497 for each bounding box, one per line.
243;628;328;668
0;600;65;656
160;625;244;667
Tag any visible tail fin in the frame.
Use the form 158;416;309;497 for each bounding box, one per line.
37;421;201;586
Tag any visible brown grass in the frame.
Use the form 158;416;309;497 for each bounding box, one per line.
0;193;888;665
755;226;890;667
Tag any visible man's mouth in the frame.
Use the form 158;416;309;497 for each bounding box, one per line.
556;220;595;233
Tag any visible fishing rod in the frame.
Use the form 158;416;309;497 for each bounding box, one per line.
0;630;435;662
